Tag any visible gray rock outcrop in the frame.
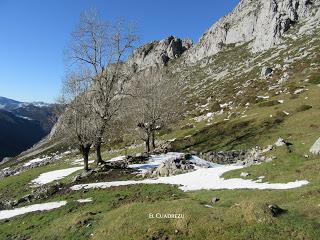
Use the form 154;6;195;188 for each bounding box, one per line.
127;36;193;71
186;0;320;62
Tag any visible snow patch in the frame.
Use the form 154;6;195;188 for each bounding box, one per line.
24;156;50;167
129;152;185;173
76;198;93;203
31;167;83;185
70;154;308;192
0;201;67;220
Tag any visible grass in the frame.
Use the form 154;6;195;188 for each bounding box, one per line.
1;23;320;240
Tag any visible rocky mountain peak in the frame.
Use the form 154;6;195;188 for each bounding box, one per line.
127;36;193;71
186;0;320;62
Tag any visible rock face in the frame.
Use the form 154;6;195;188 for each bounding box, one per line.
310;137;320;155
186;0;320;62
127;36;193;71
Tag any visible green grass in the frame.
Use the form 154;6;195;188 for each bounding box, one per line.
1;24;320;240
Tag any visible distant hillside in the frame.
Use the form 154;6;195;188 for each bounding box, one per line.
0;109;46;160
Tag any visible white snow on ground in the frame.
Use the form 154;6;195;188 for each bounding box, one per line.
31;167;83;185
70;153;309;192
0;201;67;220
108;156;126;162
24;156;50;167
129;152;185;173
72;159;94;165
76;198;93;203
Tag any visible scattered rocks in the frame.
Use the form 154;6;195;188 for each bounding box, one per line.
200;150;247;164
0;155;62;180
143;154;194;178
0;183;63;210
153;141;174;154
310;137;320;155
125;154;149;164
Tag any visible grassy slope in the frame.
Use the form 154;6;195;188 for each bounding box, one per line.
1;28;320;239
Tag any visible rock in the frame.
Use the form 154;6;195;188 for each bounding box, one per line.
146;156;194;178
310;137;320;155
275;137;286;147
126;36;193;71
294;88;305;94
153;141;174;154
126;154;149;164
186;0;319;62
100;160;128;170
240;172;250;177
200;150;247;164
0;155;60;180
31;183;62;200
267;204;287;217
261;67;273;78
211;197;220;203
80;170;96;178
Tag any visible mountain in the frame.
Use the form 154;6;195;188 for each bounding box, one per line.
1;1;320;238
0;96;57;160
0;109;46;160
0;96;22;111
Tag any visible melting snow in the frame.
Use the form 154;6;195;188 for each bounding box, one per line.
72;159;94;165
24;156;50;167
31;167;83;185
108;156;126;162
0;201;67;220
70;153;308;192
76;198;93;203
129;152;185;173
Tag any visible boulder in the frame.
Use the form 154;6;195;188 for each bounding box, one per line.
240;172;250;177
274;137;292;147
267;204;287;217
145;156;194;178
211;197;220;203
126;154;149;164
261;67;273;78
310;137;320;155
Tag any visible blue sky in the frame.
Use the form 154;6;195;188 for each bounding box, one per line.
0;0;239;103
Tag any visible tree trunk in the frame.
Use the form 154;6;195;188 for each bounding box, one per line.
95;141;105;165
95;125;106;165
80;145;91;171
151;131;156;149
145;136;150;153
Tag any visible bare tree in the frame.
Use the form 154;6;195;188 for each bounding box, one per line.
67;8;138;165
58;72;97;171
128;70;183;152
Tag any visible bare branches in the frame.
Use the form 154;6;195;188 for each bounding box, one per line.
64;8;138;164
127;70;183;152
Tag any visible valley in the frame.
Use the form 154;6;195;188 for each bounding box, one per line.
0;0;320;239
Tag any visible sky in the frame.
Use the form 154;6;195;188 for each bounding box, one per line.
0;0;240;103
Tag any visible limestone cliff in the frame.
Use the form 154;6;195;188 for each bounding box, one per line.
186;0;320;62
